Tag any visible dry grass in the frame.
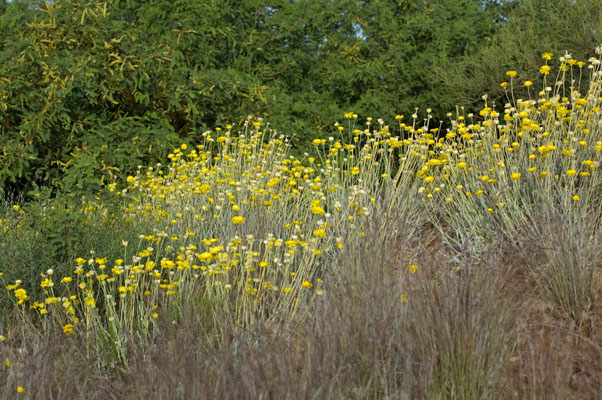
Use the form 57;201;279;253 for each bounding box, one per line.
1;215;600;399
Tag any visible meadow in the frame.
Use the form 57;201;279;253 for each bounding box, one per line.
0;52;600;399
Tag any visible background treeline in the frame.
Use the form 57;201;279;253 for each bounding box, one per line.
0;0;600;197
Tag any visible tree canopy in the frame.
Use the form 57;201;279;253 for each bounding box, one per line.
0;0;600;197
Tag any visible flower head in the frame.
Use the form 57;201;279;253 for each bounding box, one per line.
63;324;74;335
231;216;245;224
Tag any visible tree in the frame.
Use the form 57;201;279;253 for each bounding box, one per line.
0;0;512;197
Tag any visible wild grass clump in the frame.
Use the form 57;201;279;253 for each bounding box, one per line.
517;208;601;326
407;246;519;400
0;50;600;398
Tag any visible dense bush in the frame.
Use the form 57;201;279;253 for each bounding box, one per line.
0;0;188;195
1;0;501;196
436;0;602;111
2;0;601;198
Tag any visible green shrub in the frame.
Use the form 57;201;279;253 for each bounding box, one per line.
0;0;501;197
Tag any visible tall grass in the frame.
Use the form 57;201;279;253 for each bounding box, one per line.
0;51;600;399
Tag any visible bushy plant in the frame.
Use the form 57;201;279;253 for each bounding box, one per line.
0;51;600;398
0;0;502;197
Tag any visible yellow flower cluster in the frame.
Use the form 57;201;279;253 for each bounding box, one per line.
411;54;601;238
0;53;599;360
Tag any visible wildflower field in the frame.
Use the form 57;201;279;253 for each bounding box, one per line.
0;53;601;399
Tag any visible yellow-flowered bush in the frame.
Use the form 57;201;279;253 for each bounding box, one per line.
1;51;600;369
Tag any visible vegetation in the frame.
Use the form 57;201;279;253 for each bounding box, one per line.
437;0;602;113
1;51;601;398
2;0;600;198
1;0;601;398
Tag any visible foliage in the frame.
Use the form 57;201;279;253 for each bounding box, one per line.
0;53;600;397
0;189;147;312
1;0;501;197
436;0;602;112
0;0;186;196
